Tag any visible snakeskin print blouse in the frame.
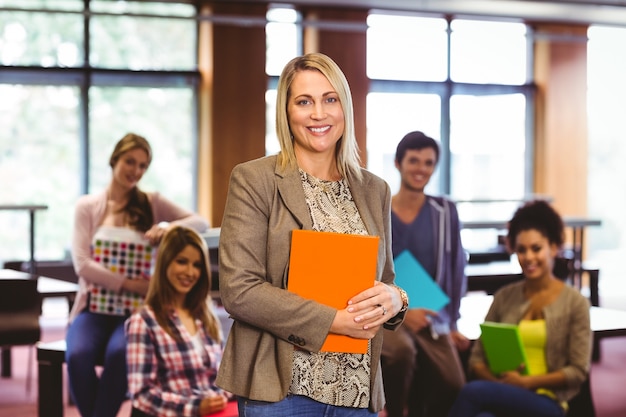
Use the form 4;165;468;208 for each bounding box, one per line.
288;169;371;408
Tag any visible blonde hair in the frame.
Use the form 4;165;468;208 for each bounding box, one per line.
275;52;362;180
145;225;221;343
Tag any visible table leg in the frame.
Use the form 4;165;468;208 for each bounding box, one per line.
1;347;11;377
29;209;36;274
38;356;64;417
587;268;601;362
571;226;582;289
592;335;601;363
587;268;600;307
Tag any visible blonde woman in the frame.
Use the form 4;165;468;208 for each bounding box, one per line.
216;53;408;417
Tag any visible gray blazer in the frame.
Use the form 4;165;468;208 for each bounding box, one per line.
215;155;402;412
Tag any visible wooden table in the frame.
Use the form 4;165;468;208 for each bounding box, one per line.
0;268;78;301
0;204;48;273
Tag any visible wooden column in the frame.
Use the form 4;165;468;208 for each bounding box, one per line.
300;8;369;167
197;5;214;224
199;3;268;226
533;23;589;218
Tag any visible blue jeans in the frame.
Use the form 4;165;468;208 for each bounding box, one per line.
237;394;378;417
447;380;565;417
65;310;128;417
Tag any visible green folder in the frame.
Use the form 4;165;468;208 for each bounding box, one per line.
479;321;529;375
393;250;450;311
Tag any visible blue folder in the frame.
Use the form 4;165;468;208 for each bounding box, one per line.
393;250;450;311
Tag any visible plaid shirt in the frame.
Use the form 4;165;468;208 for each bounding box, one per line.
126;306;226;417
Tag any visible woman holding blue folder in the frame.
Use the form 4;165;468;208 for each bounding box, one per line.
448;200;592;417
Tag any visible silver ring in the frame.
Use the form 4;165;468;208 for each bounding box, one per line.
380;304;387;315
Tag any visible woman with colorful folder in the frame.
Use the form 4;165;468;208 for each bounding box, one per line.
66;133;209;417
216;52;409;417
448;200;592;417
126;226;234;417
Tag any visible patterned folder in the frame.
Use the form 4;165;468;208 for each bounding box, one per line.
88;227;154;316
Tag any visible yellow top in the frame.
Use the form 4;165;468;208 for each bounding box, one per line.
519;319;547;376
519;319;560;404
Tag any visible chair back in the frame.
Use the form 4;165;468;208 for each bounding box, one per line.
553;255;574;281
0;279;41;346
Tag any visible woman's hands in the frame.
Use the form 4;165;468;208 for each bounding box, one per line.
144;222;170;246
121;277;150;296
199;393;228;415
499;370;531;389
473;362;541;390
330;282;403;340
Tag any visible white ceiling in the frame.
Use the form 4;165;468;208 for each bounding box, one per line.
248;0;626;26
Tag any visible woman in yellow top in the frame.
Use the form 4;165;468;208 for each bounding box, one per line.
448;200;591;417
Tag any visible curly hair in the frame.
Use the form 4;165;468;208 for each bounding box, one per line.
507;200;565;252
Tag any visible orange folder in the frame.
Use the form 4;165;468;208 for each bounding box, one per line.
287;229;380;354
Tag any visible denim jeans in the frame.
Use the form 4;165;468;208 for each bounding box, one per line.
237;394;378;417
447;380;566;417
65;310;128;417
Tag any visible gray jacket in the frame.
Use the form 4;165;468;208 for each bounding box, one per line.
424;196;467;334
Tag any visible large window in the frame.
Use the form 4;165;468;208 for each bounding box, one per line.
587;25;626;269
263;11;532;252
366;14;531;252
366;92;442;195
265;6;300;155
0;0;198;263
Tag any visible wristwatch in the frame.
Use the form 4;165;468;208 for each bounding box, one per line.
392;284;409;313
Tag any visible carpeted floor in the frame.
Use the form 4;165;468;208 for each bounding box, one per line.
1;295;626;417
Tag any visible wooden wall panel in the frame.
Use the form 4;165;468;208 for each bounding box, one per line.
197;5;213;225
205;3;268;226
533;24;588;218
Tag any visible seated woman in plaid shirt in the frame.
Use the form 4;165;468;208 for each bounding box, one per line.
125;225;232;417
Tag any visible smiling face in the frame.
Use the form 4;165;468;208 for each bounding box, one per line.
288;69;345;161
166;244;202;302
514;228;558;280
396;147;437;193
111;147;150;191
